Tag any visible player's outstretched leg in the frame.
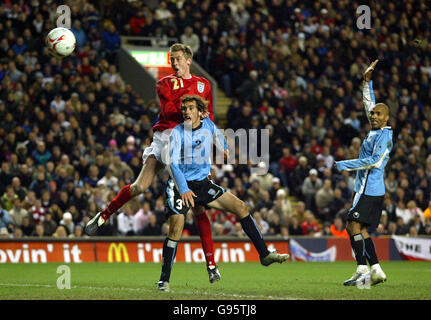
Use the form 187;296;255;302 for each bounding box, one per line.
193;205;220;283
364;237;386;285
344;223;370;286
158;214;184;291
208;192;289;266
85;156;161;235
158;237;178;292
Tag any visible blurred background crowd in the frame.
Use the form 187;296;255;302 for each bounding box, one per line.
1;0;431;240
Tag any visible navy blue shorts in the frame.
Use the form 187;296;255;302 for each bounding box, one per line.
347;192;384;228
165;178;225;217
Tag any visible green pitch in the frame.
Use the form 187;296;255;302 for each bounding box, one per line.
0;261;430;300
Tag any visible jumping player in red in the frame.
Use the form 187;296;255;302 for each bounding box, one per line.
85;43;222;283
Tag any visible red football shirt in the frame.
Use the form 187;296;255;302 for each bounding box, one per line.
153;74;214;132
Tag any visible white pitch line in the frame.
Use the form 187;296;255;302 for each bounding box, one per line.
0;283;300;300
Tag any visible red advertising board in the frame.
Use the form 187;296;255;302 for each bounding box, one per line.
0;241;289;263
0;242;95;263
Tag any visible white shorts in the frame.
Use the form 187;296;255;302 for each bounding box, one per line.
142;130;171;164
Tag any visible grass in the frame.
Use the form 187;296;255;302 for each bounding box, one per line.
0;261;430;300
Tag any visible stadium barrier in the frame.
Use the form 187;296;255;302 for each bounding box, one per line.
0;236;430;263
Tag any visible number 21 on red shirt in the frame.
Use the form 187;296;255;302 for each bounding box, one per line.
171;78;184;90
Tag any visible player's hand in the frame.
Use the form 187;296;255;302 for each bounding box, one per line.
200;111;209;119
364;59;379;82
182;190;197;208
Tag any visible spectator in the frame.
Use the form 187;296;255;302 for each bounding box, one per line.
69;225;85;238
71;20;86;50
330;216;349;238
291;156;310;197
0;227;9;239
60;212;74;235
42;212;57;236
20;216;34;237
315;179;334;221
301;211;320;236
288;215;304;236
247;178;264;206
1;185;18;211
102;24;121;64
408;225;419;237
116;204;138;236
231;4;250;28
52;225;68;238
97;168;119;192
395;217;409;235
141;214;161;236
31;141;52;166
275;189;292;216
0;204;13;232
301;169;322;211
396;200;410;225
180;26;199;54
268;177;282;201
278;147;299;188
154;1;173;21
30;199;46;225
236;70;260;105
129;9;146;35
410;214;426;235
183;211;198;237
256;191;273;211
32;223;44;237
328;188;346;217
252;211;270;235
406;200;425;224
9;198;28;226
424;201;431;223
135;201;153;232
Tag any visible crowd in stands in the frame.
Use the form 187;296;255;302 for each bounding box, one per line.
1;0;431;240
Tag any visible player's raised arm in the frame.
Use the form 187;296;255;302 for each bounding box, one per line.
362;59;379;123
335;130;392;172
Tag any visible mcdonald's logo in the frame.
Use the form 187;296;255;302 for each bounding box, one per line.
108;243;129;262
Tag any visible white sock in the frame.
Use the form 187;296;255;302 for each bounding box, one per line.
371;263;381;272
357;264;370;273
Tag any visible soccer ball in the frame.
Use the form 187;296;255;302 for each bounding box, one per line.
45;27;76;58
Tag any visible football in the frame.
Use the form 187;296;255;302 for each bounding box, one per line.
45;27;76;58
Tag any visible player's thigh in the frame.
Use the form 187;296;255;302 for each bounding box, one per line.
133;155;162;191
346;220;362;235
207;192;248;218
168;214;185;241
191;205;205;216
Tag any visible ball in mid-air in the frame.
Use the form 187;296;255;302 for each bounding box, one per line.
45;27;76;58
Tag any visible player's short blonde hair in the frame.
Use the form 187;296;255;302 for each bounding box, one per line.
180;95;208;113
170;43;193;60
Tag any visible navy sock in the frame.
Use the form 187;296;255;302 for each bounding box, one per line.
160;238;178;282
350;234;367;265
364;237;379;266
239;215;270;258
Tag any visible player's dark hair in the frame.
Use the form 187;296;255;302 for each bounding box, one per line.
180;95;208;113
170;43;193;59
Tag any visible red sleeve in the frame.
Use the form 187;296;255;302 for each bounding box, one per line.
156;78;175;114
206;81;214;121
